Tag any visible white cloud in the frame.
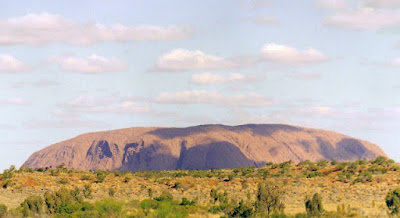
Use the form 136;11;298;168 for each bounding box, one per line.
152;49;239;71
249;16;278;25
155;90;274;107
325;8;400;30
391;57;400;66
0;12;193;45
190;72;264;85
191;72;226;85
364;0;400;8
154;44;327;71
156;90;222;104
314;0;348;10
51;54;128;73
0;55;30;72
57;96;150;115
261;43;329;65
0;98;30;105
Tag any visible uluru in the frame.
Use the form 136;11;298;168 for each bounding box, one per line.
23;124;387;171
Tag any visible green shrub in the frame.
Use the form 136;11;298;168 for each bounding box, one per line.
227;200;253;217
305;193;324;216
227;174;235;181
109;188;115;197
155;190;173;202
95;198;124;217
113;170;121;177
242;179;249;189
148;188;153;198
373;156;388;166
140;199;159;210
173;182;182;189
156;201;174;217
2;180;10;189
1;167;14;180
353;171;372;184
96;171;106;183
58;178;69;185
386;187;400;215
0;204;7;217
50;169;59;176
294;213;308;218
271;213;288;218
255;182;285;216
180;198;195;206
317;160;328;168
337;172;352;183
21;195;43;217
80;175;91;181
306;171;322;178
307;164;318;172
210;189;218;204
44;187;83;214
123;176;131;183
83;184;92;199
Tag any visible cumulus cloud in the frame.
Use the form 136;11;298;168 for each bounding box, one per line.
152;49;240;72
0;12;193;46
364;0;400;8
0;98;30;105
155;90;274;107
261;43;329;65
0;55;30;72
325;8;400;30
57;96;150;115
191;73;225;85
391;57;400;66
190;72;264;85
51;54;128;73
314;0;348;10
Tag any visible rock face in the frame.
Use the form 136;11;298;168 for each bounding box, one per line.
23;124;387;171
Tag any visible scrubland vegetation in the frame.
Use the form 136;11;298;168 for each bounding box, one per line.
1;156;400;217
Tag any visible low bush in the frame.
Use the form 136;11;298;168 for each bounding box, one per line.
20;195;44;217
0;204;7;217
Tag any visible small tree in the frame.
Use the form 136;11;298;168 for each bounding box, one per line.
210;188;218;204
21;196;44;217
96;171;106;183
109;188;115;197
254;182;285;216
154;190;173;202
305;193;324;216
148;188;153;198
228;200;253;218
386;187;400;215
83;184;93;199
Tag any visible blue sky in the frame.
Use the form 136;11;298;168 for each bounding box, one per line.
1;0;400;170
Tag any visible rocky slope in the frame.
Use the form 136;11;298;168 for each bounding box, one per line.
23;124;387;171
